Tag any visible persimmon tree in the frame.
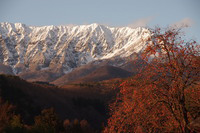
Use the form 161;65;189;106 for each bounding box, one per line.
105;27;200;133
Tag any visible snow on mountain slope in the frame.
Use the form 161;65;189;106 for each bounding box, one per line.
0;22;151;76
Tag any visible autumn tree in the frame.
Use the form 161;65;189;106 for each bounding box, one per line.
32;108;60;133
0;98;15;132
63;119;93;133
105;27;200;133
4;115;27;133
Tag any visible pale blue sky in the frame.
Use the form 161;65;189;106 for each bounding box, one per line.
0;0;200;41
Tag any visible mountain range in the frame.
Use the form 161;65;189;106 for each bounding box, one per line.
0;22;150;84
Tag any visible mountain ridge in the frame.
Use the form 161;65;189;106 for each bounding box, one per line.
0;22;150;81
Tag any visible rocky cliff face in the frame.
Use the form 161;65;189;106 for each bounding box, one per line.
0;22;150;81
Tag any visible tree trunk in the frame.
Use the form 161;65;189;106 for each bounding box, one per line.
181;94;190;133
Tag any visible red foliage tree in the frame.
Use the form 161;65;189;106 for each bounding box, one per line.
105;27;200;133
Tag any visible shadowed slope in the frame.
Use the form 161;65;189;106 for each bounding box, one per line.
74;65;133;83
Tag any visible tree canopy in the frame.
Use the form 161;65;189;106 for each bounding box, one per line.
105;27;200;133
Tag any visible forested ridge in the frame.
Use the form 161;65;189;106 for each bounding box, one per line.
0;74;119;132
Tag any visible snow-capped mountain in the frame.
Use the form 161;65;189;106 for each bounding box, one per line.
0;22;150;79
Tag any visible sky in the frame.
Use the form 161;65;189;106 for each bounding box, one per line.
0;0;200;41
